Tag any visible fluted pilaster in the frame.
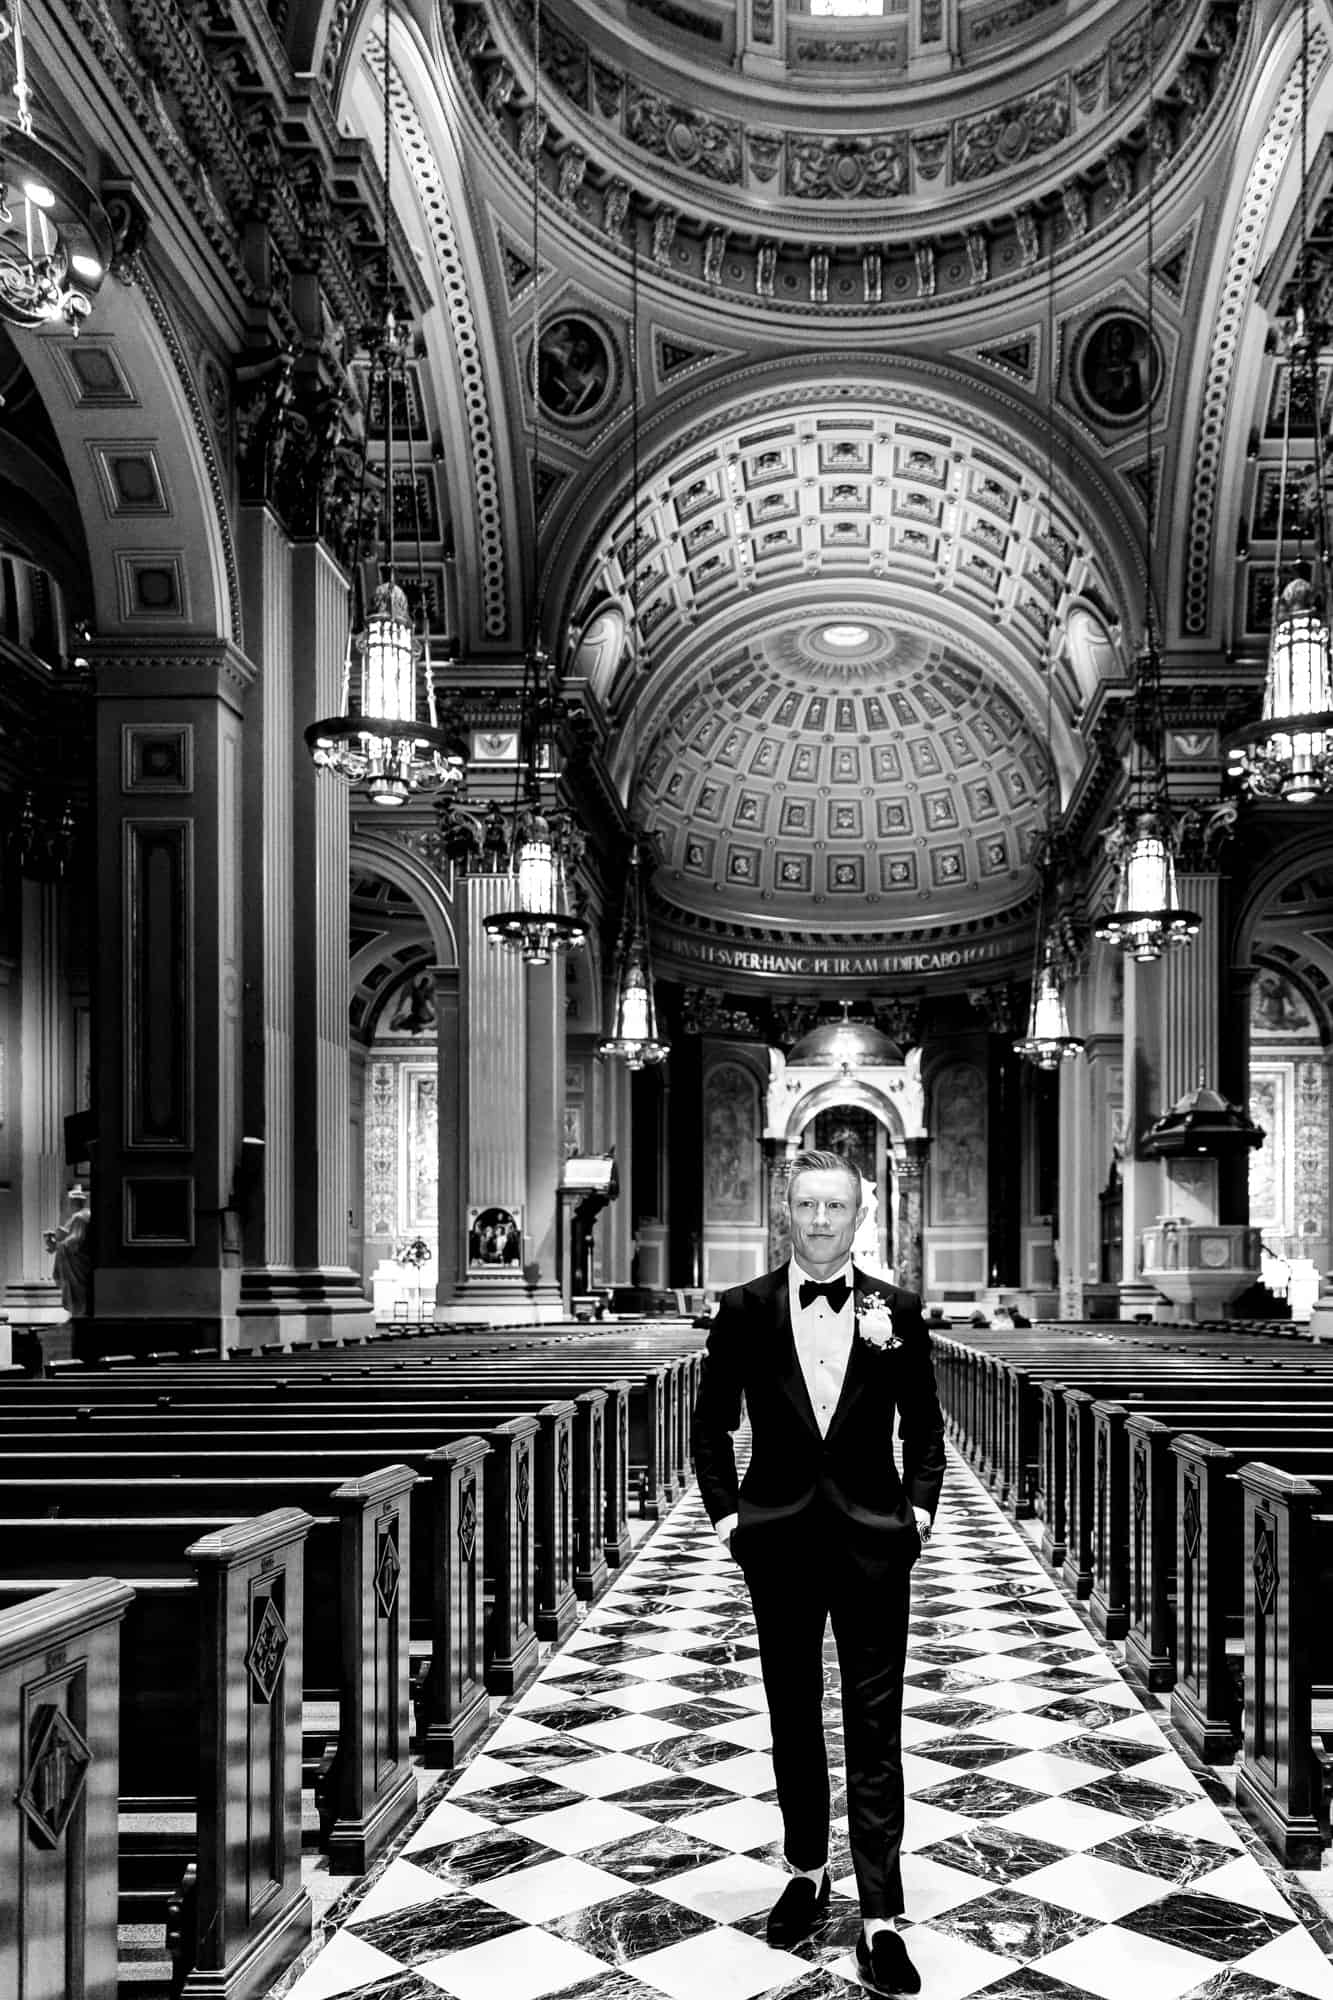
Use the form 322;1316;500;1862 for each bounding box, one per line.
239;506;294;1268
2;882;67;1317
526;957;565;1305
1162;876;1221;1107
291;542;354;1278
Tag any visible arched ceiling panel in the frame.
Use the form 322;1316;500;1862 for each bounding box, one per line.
637;611;1050;936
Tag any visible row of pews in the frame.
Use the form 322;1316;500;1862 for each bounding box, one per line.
935;1318;1333;1869
0;1319;706;2000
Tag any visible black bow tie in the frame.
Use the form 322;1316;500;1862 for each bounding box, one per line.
798;1276;850;1312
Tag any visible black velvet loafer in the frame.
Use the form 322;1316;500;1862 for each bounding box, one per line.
856;1928;922;1995
766;1869;831;1947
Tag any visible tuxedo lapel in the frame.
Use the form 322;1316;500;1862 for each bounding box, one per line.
824;1270;886;1442
766;1266;820;1435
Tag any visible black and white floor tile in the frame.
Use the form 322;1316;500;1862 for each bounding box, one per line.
277;1449;1333;2000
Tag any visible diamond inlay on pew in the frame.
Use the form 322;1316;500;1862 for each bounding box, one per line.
274;1447;1333;2000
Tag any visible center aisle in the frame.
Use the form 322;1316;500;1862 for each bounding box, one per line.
277;1446;1333;2000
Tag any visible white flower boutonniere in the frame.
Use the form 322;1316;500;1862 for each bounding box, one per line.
856;1298;902;1351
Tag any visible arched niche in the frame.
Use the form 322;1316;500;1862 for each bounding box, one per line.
347;836;459;1313
763;1050;924;1276
701;1054;765;1291
923;1058;989;1301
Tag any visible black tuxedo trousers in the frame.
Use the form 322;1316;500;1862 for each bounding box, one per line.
737;1498;914;1917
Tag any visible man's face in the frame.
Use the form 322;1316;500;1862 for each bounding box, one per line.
787;1166;865;1277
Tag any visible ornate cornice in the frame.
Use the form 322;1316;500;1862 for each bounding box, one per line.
378;30;510;642
445;0;1249;315
1181;22;1328;639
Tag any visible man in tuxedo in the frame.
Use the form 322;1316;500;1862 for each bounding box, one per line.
692;1148;946;1995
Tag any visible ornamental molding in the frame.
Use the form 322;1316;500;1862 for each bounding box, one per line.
445;0;1249;312
63;0;391;344
379;32;510;642
135;262;243;645
1181;24;1328;638
546;357;1143;655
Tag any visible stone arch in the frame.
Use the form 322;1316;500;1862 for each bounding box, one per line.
348;831;459;968
1232;829;1333;971
776;1074;908;1153
11;268;238;645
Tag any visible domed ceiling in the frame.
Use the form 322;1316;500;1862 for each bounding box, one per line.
637;616;1049;937
449;0;1244;312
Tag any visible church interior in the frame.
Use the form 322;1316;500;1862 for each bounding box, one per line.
5;0;1333;1994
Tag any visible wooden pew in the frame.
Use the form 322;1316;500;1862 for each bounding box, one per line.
1169;1435;1333;1770
1234;1460;1333;1868
1;1353;675;1547
21;1511;315;2000
1;1576;134;2000
1080;1394;1333;1631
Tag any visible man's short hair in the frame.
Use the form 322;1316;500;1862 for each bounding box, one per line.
785;1148;863;1205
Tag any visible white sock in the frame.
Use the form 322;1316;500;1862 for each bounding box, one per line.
863;1916;898;1939
792;1863;826;1886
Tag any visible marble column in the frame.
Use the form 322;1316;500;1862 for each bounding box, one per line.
1221;962;1257;1227
284;541;373;1343
1162;875;1221;1107
525;955;565;1312
765;1137;795;1269
1118;951;1166;1319
896;1136;928;1294
1;881;68;1322
433;965;461;1310
1158;873;1225;1232
87;642;253;1352
438;875;536;1321
1056;966;1094;1319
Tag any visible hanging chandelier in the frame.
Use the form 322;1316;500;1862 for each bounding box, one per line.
304;4;465;808
1015;245;1082;1070
1216;27;1328;808
1227;567;1333;802
474;0;587;967
1094;29;1199;966
480;642;587;964
1014;948;1083;1069
599;234;668;1068
1225;0;1333;804
0;0;112;332
600;842;669;1067
1095;656;1201;963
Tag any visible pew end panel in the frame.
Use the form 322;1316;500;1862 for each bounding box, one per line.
0;1576;135;2000
323;1464;418;1871
1123;1415;1177;1690
180;1508;314;2000
1235;1464;1333;1870
421;1434;494;1763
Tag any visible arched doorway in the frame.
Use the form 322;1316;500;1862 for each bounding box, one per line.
806;1105;893;1272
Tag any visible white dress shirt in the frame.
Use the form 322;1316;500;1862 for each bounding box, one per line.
789;1256;855;1439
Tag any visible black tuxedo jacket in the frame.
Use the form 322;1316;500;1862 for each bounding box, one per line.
691;1265;947;1553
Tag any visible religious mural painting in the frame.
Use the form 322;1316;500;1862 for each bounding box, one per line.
703;1062;760;1222
468;1205;523;1269
930;1060;987;1224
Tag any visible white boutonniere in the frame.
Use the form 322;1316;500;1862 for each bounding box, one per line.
855;1297;902;1351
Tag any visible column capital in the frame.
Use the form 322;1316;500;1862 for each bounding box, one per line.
90;639;257;713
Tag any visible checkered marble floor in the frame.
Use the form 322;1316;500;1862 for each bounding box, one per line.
273;1446;1333;2000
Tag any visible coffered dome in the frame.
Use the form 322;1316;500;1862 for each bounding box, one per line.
637;615;1048;936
